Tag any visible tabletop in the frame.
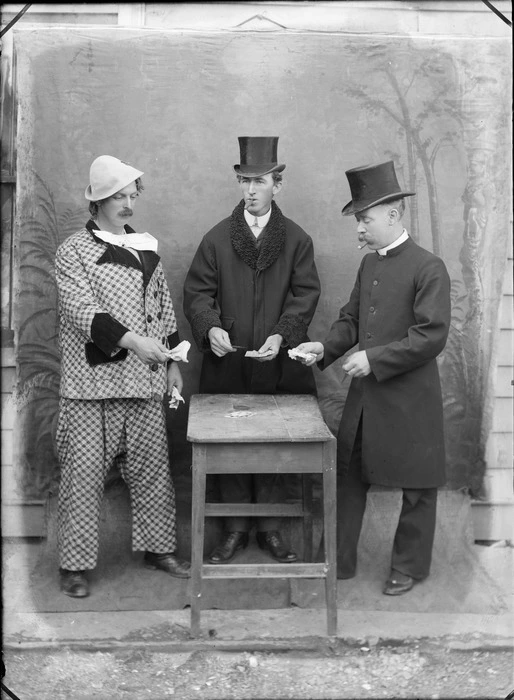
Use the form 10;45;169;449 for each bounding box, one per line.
187;394;334;444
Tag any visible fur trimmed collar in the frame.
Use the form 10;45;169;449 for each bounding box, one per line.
230;200;286;271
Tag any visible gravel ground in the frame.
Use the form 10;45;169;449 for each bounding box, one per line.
2;641;513;699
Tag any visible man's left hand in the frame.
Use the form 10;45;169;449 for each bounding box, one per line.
342;350;372;378
166;362;184;394
256;334;282;362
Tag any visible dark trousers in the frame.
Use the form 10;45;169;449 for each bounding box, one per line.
220;474;284;532
337;421;438;580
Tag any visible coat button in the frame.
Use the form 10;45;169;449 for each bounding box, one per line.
369;306;375;313
152;392;162;402
372;280;378;286
366;332;372;339
150;363;158;372
378;255;385;261
147;314;152;323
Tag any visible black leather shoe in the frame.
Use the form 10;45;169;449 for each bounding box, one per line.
208;531;249;564
144;552;190;579
59;568;89;598
383;569;415;596
256;530;297;563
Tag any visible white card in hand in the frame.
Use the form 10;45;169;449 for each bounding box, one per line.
245;349;274;358
288;348;316;362
165;340;191;363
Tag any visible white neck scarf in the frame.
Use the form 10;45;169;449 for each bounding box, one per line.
94;229;159;252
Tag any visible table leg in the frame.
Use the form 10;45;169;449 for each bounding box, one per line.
302;474;313;562
191;444;207;636
323;439;338;636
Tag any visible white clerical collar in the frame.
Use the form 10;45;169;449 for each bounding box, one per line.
377;229;409;256
94;229;159;252
244;207;272;236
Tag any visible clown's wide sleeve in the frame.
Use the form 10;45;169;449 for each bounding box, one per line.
156;261;180;349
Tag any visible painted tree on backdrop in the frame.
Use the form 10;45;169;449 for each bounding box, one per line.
14;174;84;500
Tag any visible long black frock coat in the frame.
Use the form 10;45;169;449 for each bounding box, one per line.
183;200;321;395
321;237;451;489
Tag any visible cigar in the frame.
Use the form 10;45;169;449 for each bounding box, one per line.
358;243;368;250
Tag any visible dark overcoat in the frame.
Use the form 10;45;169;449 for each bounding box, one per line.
183;200;321;394
321;237;451;489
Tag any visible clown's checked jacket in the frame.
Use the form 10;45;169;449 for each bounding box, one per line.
55;220;179;400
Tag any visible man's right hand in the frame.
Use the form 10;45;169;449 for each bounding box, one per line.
118;331;170;366
208;327;237;357
293;342;325;366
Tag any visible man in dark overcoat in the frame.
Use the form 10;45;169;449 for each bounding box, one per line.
183;136;321;565
295;160;451;595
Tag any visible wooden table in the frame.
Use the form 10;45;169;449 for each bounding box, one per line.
187;394;337;636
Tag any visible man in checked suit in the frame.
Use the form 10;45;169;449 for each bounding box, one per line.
55;155;190;597
295;160;451;595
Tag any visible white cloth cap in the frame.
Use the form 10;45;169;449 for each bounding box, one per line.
85;155;144;201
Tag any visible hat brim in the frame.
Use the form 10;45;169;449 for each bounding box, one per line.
233;163;286;177
341;191;415;216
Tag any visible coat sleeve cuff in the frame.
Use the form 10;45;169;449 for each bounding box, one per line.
166;330;180;365
271;313;309;349
167;330;180;350
190;309;222;351
91;313;130;357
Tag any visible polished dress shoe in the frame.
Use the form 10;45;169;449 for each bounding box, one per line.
144;551;190;578
59;568;89;598
208;531;249;564
383;569;415;596
256;530;297;563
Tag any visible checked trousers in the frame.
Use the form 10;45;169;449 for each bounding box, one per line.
56;397;177;571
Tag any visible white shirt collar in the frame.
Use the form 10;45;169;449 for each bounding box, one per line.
377;229;409;256
244;207;272;237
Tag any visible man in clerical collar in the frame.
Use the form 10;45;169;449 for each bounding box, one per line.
183;136;321;565
294;160;451;596
54;155;190;598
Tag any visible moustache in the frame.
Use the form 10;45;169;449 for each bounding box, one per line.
119;209;133;217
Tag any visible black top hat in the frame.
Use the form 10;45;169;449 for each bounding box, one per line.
342;160;415;216
233;136;286;177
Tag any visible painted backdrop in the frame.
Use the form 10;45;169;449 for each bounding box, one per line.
12;27;511;501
